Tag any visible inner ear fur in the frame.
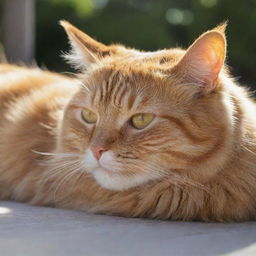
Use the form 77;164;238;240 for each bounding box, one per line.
173;23;227;95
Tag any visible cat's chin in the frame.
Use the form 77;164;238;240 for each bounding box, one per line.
92;167;152;191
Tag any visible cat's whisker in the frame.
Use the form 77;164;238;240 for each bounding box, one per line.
39;154;83;188
35;150;84;159
242;145;256;156
141;160;207;191
43;158;81;170
69;166;88;192
35;151;87;202
118;159;207;194
53;165;84;203
43;162;82;183
45;159;81;169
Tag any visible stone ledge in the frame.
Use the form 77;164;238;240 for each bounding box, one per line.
0;201;255;256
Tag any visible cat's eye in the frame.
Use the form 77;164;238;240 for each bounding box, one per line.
131;113;155;130
81;108;97;124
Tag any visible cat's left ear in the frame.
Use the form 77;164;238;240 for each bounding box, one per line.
60;20;112;70
174;23;227;95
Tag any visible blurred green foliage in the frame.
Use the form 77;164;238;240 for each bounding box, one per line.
21;0;256;87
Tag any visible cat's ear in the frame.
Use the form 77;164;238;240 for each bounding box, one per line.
174;23;227;95
60;20;111;70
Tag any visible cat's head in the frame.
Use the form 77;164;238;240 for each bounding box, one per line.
58;21;230;191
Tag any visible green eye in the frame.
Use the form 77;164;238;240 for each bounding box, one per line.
131;113;155;129
81;108;97;124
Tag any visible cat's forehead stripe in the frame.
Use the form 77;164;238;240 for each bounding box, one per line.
111;75;126;106
115;82;130;107
91;71;139;111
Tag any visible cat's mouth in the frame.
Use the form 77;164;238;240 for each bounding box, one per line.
84;160;120;177
84;149;147;191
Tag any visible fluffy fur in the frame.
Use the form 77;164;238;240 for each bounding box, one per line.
0;22;256;222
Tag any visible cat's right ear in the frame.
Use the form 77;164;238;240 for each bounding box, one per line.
60;20;111;70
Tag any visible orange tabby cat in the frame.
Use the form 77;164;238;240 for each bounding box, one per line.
0;21;256;222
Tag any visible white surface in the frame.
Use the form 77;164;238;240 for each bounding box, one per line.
0;201;256;256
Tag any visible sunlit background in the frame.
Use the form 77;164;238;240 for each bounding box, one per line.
0;0;256;88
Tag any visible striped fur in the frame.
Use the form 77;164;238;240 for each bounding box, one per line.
0;23;256;221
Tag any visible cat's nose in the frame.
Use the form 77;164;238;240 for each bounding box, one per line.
91;145;108;160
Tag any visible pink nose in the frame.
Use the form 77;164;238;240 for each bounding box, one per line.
91;145;108;160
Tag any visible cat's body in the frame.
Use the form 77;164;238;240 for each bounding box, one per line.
0;64;79;200
0;22;256;221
